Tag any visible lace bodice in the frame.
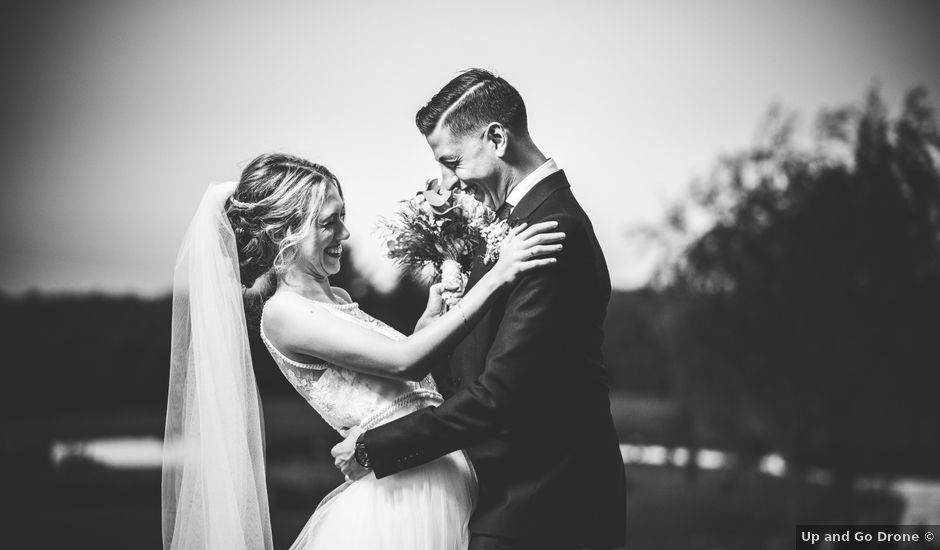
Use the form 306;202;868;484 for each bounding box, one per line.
260;296;441;436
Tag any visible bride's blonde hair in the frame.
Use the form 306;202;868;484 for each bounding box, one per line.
225;153;342;288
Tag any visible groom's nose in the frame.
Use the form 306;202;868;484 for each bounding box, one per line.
440;167;460;191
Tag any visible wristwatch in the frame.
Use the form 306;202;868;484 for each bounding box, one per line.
354;432;371;469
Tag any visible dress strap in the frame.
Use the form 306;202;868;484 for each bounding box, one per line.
259;310;328;371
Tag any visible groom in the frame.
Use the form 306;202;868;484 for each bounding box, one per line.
334;69;626;550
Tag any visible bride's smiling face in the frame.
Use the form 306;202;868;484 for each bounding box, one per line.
296;183;348;278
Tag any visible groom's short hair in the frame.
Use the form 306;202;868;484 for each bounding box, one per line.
416;68;528;138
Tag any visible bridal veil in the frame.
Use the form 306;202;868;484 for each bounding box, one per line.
162;181;273;549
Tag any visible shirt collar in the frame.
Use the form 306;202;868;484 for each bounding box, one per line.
505;158;559;213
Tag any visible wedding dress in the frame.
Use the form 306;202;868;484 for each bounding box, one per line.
162;182;475;550
259;296;478;550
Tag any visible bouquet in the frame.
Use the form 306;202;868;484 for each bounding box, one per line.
379;179;511;308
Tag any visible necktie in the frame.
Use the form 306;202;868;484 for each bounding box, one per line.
495;202;512;222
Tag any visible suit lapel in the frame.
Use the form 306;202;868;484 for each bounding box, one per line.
451;173;571;387
465;249;490;291
507;170;571;225
466;170;570;290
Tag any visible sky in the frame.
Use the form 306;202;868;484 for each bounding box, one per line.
1;0;938;295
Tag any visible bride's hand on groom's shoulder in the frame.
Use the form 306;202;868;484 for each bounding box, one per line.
488;221;566;287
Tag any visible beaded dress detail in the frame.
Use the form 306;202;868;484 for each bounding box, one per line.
259;298;443;437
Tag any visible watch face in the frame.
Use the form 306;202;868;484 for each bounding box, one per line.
354;439;370;468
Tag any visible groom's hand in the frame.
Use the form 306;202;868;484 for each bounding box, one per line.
331;426;370;481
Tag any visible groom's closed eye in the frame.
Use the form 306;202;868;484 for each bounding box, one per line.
438;156;460;169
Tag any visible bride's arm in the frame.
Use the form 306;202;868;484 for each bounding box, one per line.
264;221;564;381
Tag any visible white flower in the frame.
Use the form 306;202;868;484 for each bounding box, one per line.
481;220;511;265
420;261;438;283
454;192;485;219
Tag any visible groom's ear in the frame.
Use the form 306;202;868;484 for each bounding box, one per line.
484;123;509;158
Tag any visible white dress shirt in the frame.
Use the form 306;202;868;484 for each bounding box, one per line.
504;158;559;215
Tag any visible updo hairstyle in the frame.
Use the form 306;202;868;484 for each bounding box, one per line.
224;153;342;289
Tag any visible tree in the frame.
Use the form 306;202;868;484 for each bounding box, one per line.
646;87;940;512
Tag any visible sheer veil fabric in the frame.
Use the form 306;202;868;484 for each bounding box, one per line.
162;181;273;550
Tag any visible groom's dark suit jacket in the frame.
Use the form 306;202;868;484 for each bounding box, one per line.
362;170;627;549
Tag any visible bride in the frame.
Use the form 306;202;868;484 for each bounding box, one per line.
162;153;564;549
